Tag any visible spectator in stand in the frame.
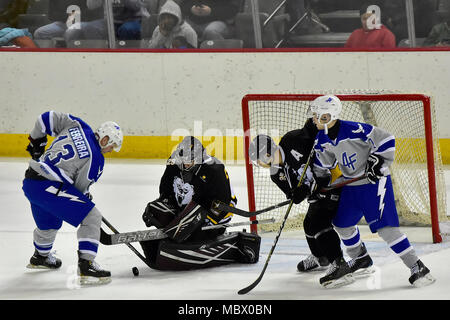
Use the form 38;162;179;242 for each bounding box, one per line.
0;22;37;47
344;4;396;49
34;0;104;42
0;0;29;28
180;0;239;42
148;0;197;48
80;0;149;40
423;10;450;47
383;0;435;44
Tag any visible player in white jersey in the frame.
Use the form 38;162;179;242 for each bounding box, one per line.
22;111;123;285
310;95;435;287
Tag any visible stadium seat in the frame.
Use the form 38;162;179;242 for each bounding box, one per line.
235;0;289;48
200;39;244;49
66;39;109;48
26;0;49;14
398;38;426;48
17;14;50;34
116;40;143;48
34;39;53;48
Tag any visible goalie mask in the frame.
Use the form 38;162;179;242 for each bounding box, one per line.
96;121;123;152
248;134;278;168
173;136;207;172
308;95;342;134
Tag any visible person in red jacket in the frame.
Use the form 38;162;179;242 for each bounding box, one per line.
345;4;396;49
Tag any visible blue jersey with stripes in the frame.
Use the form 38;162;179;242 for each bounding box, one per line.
313;120;395;184
28;111;104;194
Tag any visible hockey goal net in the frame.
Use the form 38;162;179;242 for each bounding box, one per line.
242;92;447;243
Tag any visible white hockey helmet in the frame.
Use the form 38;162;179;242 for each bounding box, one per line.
309;95;342;132
96;121;123;152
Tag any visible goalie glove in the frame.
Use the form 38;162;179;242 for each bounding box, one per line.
26;135;47;160
366;154;384;184
142;198;177;228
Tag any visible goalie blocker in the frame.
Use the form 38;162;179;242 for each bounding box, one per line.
140;199;261;270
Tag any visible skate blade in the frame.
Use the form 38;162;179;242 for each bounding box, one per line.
26;263;59;270
321;274;355;289
412;274;436;288
78;276;112;286
352;266;376;279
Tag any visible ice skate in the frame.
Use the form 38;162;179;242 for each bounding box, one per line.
78;253;111;285
348;243;375;278
409;260;435;288
297;254;329;272
319;257;355;288
27;250;62;270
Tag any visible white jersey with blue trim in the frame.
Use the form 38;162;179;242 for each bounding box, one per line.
28;111;104;194
313;120;395;185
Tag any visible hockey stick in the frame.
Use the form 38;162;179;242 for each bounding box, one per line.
212;200;291;218
213;176;367;218
320;175;368;192
238;145;316;295
100;218;276;245
101;217;152;268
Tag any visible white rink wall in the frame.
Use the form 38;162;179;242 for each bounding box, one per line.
0;50;450;137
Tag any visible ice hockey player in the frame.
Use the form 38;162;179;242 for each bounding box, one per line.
248;117;371;288
22;111;123;285
140;136;261;270
310;94;436;287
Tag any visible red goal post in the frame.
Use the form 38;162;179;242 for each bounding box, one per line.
242;93;447;243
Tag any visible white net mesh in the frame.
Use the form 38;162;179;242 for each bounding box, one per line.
243;91;447;234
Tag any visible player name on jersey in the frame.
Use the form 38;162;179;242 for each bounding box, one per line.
68;127;90;159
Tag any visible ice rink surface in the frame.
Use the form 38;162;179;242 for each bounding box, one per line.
1;158;450;303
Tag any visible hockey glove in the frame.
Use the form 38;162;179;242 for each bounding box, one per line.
366;154;384;184
26;135;47;160
307;175;330;204
289;184;310;204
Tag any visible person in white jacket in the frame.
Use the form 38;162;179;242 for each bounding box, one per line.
148;0;197;48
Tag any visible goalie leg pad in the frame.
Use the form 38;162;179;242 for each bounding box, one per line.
163;201;207;243
139;231;261;271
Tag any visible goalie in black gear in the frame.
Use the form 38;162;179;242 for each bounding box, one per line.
248;118;371;288
140;136;261;270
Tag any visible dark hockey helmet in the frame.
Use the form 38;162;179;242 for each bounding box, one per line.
248;134;278;167
173;136;207;171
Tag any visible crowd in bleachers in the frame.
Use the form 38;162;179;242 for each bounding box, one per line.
0;0;449;49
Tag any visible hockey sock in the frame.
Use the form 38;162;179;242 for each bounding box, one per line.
377;226;418;268
33;228;58;256
77;207;102;261
334;225;363;259
316;227;343;262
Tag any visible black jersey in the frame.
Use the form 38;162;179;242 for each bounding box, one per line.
159;156;237;224
270;118;318;198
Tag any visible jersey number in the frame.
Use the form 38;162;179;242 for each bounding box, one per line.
342;152;357;170
46;143;76;166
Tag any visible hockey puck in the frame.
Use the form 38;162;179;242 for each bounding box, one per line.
132;267;139;277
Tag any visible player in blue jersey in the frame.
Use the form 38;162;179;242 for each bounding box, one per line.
310;95;435;287
22;111;123;285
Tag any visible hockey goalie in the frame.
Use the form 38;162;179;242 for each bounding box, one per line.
139;136;261;271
